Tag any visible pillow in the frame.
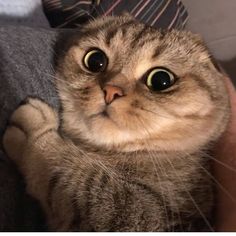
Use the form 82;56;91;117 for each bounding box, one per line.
43;0;188;30
0;0;49;27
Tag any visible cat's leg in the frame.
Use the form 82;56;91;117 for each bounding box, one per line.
3;98;59;163
2;98;83;231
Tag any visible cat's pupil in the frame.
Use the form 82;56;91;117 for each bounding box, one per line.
85;50;107;72
151;71;172;91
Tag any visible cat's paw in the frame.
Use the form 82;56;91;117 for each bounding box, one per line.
3;98;59;162
3;125;27;162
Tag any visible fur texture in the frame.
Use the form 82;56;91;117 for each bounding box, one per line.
3;15;230;231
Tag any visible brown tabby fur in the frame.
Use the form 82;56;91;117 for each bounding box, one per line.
3;15;230;231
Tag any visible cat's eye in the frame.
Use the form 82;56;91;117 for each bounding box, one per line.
83;49;108;73
146;68;176;91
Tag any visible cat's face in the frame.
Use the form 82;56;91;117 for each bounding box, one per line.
56;16;229;152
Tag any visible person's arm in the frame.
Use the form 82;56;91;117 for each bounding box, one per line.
214;76;236;231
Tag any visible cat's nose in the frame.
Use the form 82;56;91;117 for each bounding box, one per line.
103;85;124;104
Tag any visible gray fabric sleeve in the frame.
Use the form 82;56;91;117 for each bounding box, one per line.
0;26;59;231
0;26;59;139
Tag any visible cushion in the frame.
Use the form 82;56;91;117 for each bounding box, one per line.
0;0;49;27
43;0;188;30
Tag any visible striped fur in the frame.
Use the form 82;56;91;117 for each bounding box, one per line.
3;16;230;231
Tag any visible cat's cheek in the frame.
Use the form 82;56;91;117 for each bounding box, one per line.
176;97;214;118
166;87;215;118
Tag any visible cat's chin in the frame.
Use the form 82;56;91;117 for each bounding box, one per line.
68;114;213;154
60;104;224;154
83;130;211;154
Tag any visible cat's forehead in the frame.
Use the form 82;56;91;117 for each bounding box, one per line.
83;17;162;49
69;16;211;77
81;16;209;61
104;21;161;48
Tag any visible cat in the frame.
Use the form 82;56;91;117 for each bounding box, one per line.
3;15;230;231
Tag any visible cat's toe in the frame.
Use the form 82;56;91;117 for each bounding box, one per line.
3;125;26;162
27;98;59;129
9;98;59;137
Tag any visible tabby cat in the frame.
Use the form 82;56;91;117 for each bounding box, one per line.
3;15;230;231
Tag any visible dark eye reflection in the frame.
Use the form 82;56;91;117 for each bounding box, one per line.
146;67;176;91
83;49;108;73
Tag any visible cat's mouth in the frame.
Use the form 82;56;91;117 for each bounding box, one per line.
89;106;120;127
101;110;109;117
89;107;111;119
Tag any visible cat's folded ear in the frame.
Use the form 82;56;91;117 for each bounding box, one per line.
190;32;222;73
209;55;224;73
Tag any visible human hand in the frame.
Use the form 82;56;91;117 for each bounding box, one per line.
213;76;236;231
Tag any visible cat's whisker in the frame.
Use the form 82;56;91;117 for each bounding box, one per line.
179;150;236;202
80;149;122;188
134;116;173;230
165;156;214;232
38;71;72;87
100;4;106;16
30;68;56;84
196;160;236;204
35;70;84;96
139;107;206;131
96;160;119;182
139;107;175;120
85;153;120;185
95;2;106;15
28;45;70;88
155;155;184;231
85;12;96;21
149;156;183;230
148;151;173;230
149;154;171;229
206;154;236;174
154;160;183;230
133;150;140;176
